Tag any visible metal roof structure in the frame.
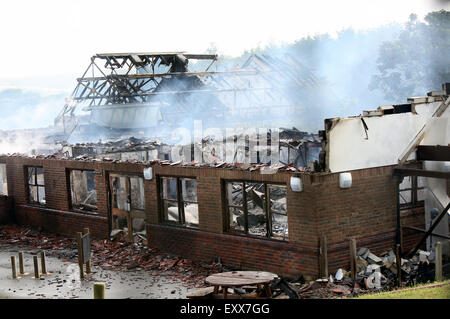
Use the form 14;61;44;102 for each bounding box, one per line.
55;52;321;140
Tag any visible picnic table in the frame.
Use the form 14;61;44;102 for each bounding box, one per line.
205;271;278;299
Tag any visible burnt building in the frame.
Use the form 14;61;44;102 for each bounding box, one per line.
0;83;448;278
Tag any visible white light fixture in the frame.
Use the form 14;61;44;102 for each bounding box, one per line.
339;172;352;188
143;167;153;180
290;176;303;192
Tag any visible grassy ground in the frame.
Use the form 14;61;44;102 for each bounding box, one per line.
356;280;450;299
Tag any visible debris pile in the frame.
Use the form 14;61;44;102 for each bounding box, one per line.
1;127;323;172
271;247;438;299
2;152;312;173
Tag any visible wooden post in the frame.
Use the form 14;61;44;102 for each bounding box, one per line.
93;282;106;299
18;252;25;275
33;255;40;279
127;212;133;243
396;244;402;287
40;251;47;275
349;238;357;280
83;228;92;274
435;241;442;282
319;235;328;278
10;256;17;279
77;232;84;280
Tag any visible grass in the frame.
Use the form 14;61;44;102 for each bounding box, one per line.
355;280;450;299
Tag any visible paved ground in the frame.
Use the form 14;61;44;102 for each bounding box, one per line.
0;247;198;299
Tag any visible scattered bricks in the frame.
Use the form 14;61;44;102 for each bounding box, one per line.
367;264;381;272
356;257;368;272
357;247;369;257
367;252;382;264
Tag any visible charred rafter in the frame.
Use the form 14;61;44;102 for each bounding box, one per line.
55;52;320;138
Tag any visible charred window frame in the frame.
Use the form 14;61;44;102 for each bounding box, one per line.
26;166;45;205
399;176;425;209
69;169;98;214
109;173;146;237
0;164;7;196
159;177;199;228
224;181;288;241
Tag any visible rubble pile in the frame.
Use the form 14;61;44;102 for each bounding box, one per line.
1;152;311;173
1;127;323;172
272;247;438;299
0;224;76;252
0;224;219;288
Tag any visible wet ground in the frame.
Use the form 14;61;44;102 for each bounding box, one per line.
0;246;198;299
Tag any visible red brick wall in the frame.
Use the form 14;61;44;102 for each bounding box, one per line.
0;195;13;224
14;205;108;238
147;224;318;278
4;158;109;238
0;156;425;277
400;206;426;254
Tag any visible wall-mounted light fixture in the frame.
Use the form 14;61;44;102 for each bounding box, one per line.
339;172;352;188
143;167;153;180
290;176;303;192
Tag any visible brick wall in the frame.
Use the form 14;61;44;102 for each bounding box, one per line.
147;224;318;278
0;195;13;224
0;156;425;277
14;205;108;238
3;158;109;238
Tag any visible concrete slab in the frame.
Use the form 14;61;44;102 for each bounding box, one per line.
0;247;198;299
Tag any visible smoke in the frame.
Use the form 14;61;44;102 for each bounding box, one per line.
176;24;405;139
4;15;443;152
0;129;58;155
65;23;405;147
0;88;66;130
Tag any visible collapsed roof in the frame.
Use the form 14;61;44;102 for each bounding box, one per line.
54;52;321;141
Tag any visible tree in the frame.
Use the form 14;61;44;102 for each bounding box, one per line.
370;10;450;102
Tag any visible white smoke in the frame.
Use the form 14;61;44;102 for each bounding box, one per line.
0;129;57;155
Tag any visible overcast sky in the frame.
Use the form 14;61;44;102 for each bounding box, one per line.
0;0;448;91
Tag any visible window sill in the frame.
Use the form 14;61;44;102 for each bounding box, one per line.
71;209;99;216
27;202;46;208
225;231;289;243
160;221;200;230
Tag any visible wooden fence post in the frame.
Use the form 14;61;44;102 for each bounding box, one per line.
83;228;92;274
319;235;328;278
10;256;17;279
93;282;106;299
349;238;357;280
33;255;40;279
77;232;84;280
435;241;442;282
40;251;47;275
18;251;26;275
396;244;402;287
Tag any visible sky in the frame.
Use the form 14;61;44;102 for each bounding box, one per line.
0;0;448;130
0;0;448;87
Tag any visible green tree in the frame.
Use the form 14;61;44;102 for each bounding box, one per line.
370;10;450;102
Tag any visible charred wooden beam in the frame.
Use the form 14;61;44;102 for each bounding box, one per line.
402;225;450;240
417;145;450;162
405;201;450;258
393;167;450;179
